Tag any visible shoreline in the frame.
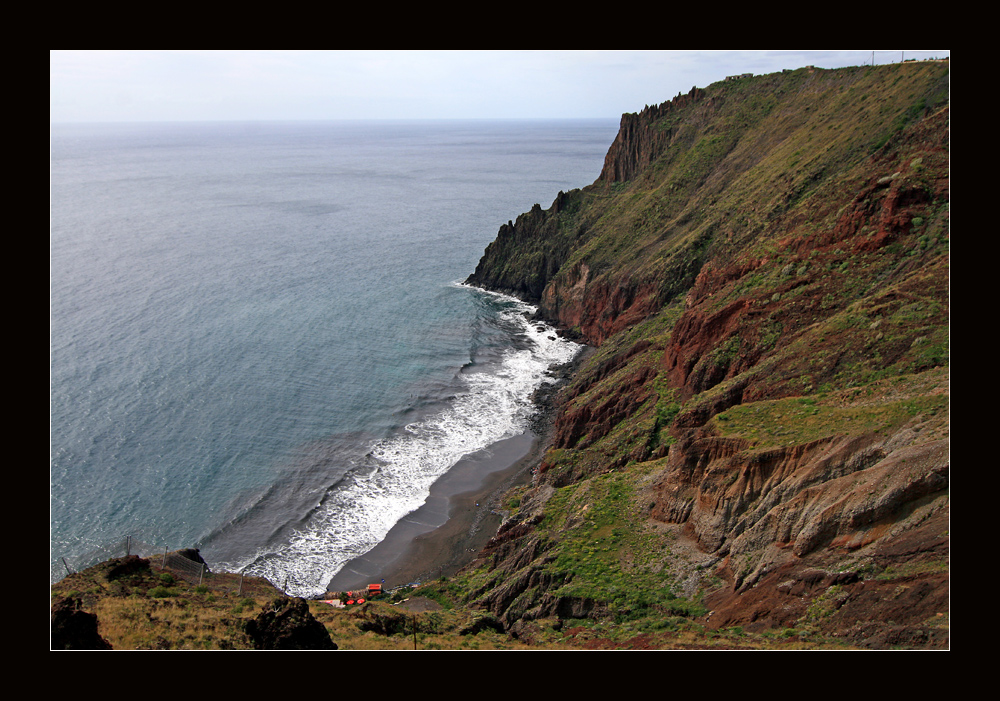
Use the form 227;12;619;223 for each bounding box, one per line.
324;429;547;592
324;343;591;595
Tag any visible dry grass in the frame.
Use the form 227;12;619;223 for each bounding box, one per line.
93;594;258;650
53;555;863;650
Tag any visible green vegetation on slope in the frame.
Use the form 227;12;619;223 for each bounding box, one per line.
55;60;949;650
460;60;949;648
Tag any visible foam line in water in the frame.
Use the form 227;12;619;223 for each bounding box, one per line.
220;284;579;597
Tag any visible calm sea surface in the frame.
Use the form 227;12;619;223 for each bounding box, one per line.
50;119;618;596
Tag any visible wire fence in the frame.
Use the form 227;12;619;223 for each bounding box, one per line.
56;536;284;599
56;536;421;601
57;535;164;578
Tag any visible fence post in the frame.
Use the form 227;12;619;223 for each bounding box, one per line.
238;573;244;597
61;557;74;576
199;563;205;587
126;535;131;557
161;548;167;569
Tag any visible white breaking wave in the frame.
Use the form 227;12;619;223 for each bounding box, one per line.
229;286;579;598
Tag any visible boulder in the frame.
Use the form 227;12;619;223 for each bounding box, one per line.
51;597;112;650
244;597;337;650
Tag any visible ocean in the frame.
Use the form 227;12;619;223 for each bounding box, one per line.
50;118;619;597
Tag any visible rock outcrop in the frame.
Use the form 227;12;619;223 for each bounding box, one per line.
462;61;949;647
244;597;337;650
647;427;948;592
598;87;708;185
51;596;112;650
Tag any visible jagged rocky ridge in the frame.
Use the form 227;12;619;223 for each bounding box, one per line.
464;62;949;647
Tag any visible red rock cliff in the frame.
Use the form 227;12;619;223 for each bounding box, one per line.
464;62;949;648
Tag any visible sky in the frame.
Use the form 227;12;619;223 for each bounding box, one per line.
50;50;950;124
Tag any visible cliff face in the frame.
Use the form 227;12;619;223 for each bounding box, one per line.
597;87;708;184
463;62;949;648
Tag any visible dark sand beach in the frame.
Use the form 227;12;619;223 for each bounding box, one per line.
325;346;590;595
326;428;545;592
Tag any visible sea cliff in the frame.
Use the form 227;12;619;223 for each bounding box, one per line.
463;61;949;648
52;61;950;650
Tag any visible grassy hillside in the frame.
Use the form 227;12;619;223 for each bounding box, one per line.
51;553;859;649
462;60;949;649
53;60;949;650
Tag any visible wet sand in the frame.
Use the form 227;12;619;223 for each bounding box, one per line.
325;429;545;593
324;344;591;597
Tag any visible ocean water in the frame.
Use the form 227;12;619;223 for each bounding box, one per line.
50;119;618;597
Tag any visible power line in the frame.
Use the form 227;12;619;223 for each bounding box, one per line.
869;50;949;66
